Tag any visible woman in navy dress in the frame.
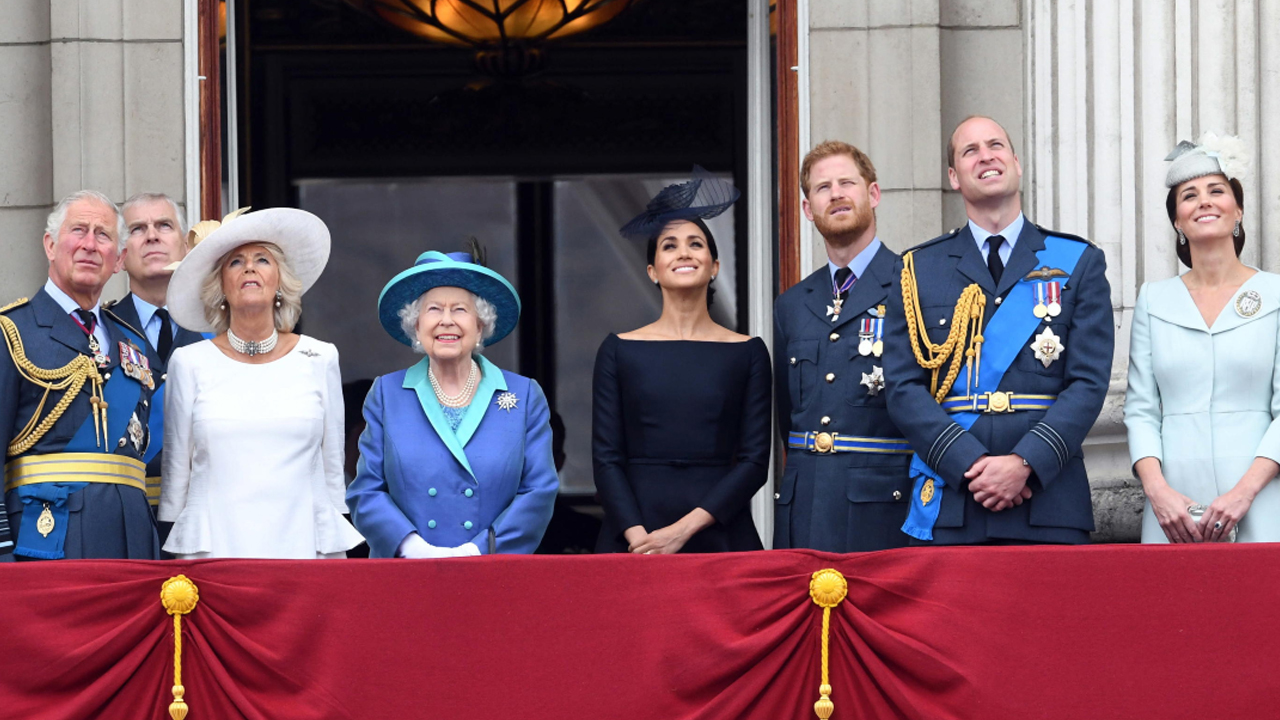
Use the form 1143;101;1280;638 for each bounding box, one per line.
594;167;772;554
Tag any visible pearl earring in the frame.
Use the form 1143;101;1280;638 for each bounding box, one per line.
1177;229;1187;246
274;290;283;308
710;275;717;281
1234;220;1242;238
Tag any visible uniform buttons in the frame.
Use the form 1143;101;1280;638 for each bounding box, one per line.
104;372;111;380
994;297;1003;305
464;521;474;530
464;488;473;497
117;438;127;448
427;520;437;529
143;399;149;407
161;373;167;382
893;490;903;501
790;357;797;365
821;416;831;426
774;492;781;500
825;373;836;383
428;488;437;496
829;333;839;342
938;318;947;326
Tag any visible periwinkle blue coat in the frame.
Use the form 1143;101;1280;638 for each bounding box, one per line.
346;355;558;557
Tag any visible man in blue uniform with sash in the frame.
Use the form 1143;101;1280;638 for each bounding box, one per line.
108;192;204;511
882;116;1113;545
0;190;160;559
774;141;914;552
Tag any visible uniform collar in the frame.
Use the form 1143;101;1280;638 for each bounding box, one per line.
968;213;1025;253
828;237;882;285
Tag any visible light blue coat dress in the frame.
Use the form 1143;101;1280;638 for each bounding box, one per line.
346;355;559;557
1125;271;1280;542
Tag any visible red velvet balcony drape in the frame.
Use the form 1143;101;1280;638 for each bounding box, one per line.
0;545;1272;719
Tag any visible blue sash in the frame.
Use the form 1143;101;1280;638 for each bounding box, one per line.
14;323;148;559
902;236;1088;540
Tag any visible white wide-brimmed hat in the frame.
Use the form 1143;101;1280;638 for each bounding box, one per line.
166;207;331;332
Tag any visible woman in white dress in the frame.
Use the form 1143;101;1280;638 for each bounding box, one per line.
1125;134;1280;543
159;208;363;558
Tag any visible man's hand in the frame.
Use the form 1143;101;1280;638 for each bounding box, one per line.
965;454;1033;512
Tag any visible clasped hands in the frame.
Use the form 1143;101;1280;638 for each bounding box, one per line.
965;454;1033;512
398;532;480;559
624;508;715;555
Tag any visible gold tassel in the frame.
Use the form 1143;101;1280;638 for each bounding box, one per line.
809;569;849;720
161;575;200;720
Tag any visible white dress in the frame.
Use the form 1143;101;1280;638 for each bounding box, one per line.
159;336;364;558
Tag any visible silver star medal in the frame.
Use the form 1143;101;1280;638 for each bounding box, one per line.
1031;327;1065;368
127;412;146;453
861;365;885;396
495;391;519;412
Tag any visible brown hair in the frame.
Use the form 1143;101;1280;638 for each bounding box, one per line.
1165;176;1246;268
800;141;878;198
946;115;1017;170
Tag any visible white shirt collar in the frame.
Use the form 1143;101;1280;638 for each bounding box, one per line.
828;237;882;285
968;213;1025;255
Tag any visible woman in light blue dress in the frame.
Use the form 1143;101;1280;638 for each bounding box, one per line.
1125;134;1280;543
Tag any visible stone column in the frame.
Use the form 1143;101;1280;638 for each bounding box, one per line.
0;0;188;302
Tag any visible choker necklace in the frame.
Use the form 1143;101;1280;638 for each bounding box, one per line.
429;359;478;407
227;327;279;357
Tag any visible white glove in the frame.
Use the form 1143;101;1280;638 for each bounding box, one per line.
397;533;448;559
450;542;481;557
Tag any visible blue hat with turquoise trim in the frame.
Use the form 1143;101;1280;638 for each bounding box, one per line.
377;251;521;347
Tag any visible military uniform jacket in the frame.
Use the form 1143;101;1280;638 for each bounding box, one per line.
773;243;913;552
882;221;1113;544
106;293;204;498
1;289;160;559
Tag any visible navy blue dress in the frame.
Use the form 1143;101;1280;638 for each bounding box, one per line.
592;334;771;553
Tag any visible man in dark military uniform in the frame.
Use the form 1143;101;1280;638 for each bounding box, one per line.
0;190;160;560
110;192;204;510
882;116;1113;545
773;141;914;552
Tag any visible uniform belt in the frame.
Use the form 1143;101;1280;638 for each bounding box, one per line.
787;431;912;455
4;453;147;493
941;392;1058;414
146;476;161;506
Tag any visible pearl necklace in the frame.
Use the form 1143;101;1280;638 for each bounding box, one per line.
429;360;478;407
227;327;279;357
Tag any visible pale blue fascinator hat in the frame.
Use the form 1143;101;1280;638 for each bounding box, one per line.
1165;132;1250;187
377;251;521;347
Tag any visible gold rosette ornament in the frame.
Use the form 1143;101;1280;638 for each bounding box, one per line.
161;575;200;720
809;569;849;720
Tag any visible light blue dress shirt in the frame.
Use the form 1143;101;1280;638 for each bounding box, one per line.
130;294;174;352
827;237;883;287
43;279;110;351
968;213;1025;266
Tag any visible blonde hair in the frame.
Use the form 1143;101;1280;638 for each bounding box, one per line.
199;242;304;333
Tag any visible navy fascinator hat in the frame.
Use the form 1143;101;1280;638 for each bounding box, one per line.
618;165;740;240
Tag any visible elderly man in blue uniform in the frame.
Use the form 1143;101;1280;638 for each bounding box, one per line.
882;116;1113;545
773;141;914;552
0;190;160;560
108;192;204;510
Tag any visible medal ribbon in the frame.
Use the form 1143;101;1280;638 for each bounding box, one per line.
1048;282;1061;306
832;269;856;298
1034;282;1047;306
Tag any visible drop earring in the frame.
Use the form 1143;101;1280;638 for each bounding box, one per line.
1177;229;1187;246
1234;220;1242;238
274;290;283;308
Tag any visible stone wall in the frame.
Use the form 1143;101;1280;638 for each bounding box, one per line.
0;0;187;303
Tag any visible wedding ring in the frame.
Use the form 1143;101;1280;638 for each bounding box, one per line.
1214;521;1224;531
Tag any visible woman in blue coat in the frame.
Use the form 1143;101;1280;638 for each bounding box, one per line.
346;250;558;558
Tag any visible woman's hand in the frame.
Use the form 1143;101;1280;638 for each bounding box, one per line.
1199;488;1253;542
1145;482;1203;544
629;508;715;555
623;525;649;551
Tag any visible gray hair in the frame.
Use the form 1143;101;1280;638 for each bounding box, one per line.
122;192;188;238
45;190;127;250
198;242;304;334
398;291;497;355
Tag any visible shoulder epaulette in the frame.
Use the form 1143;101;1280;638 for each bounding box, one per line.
1034;223;1097;247
102;298;118;309
0;298;29;314
906;227;963;253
